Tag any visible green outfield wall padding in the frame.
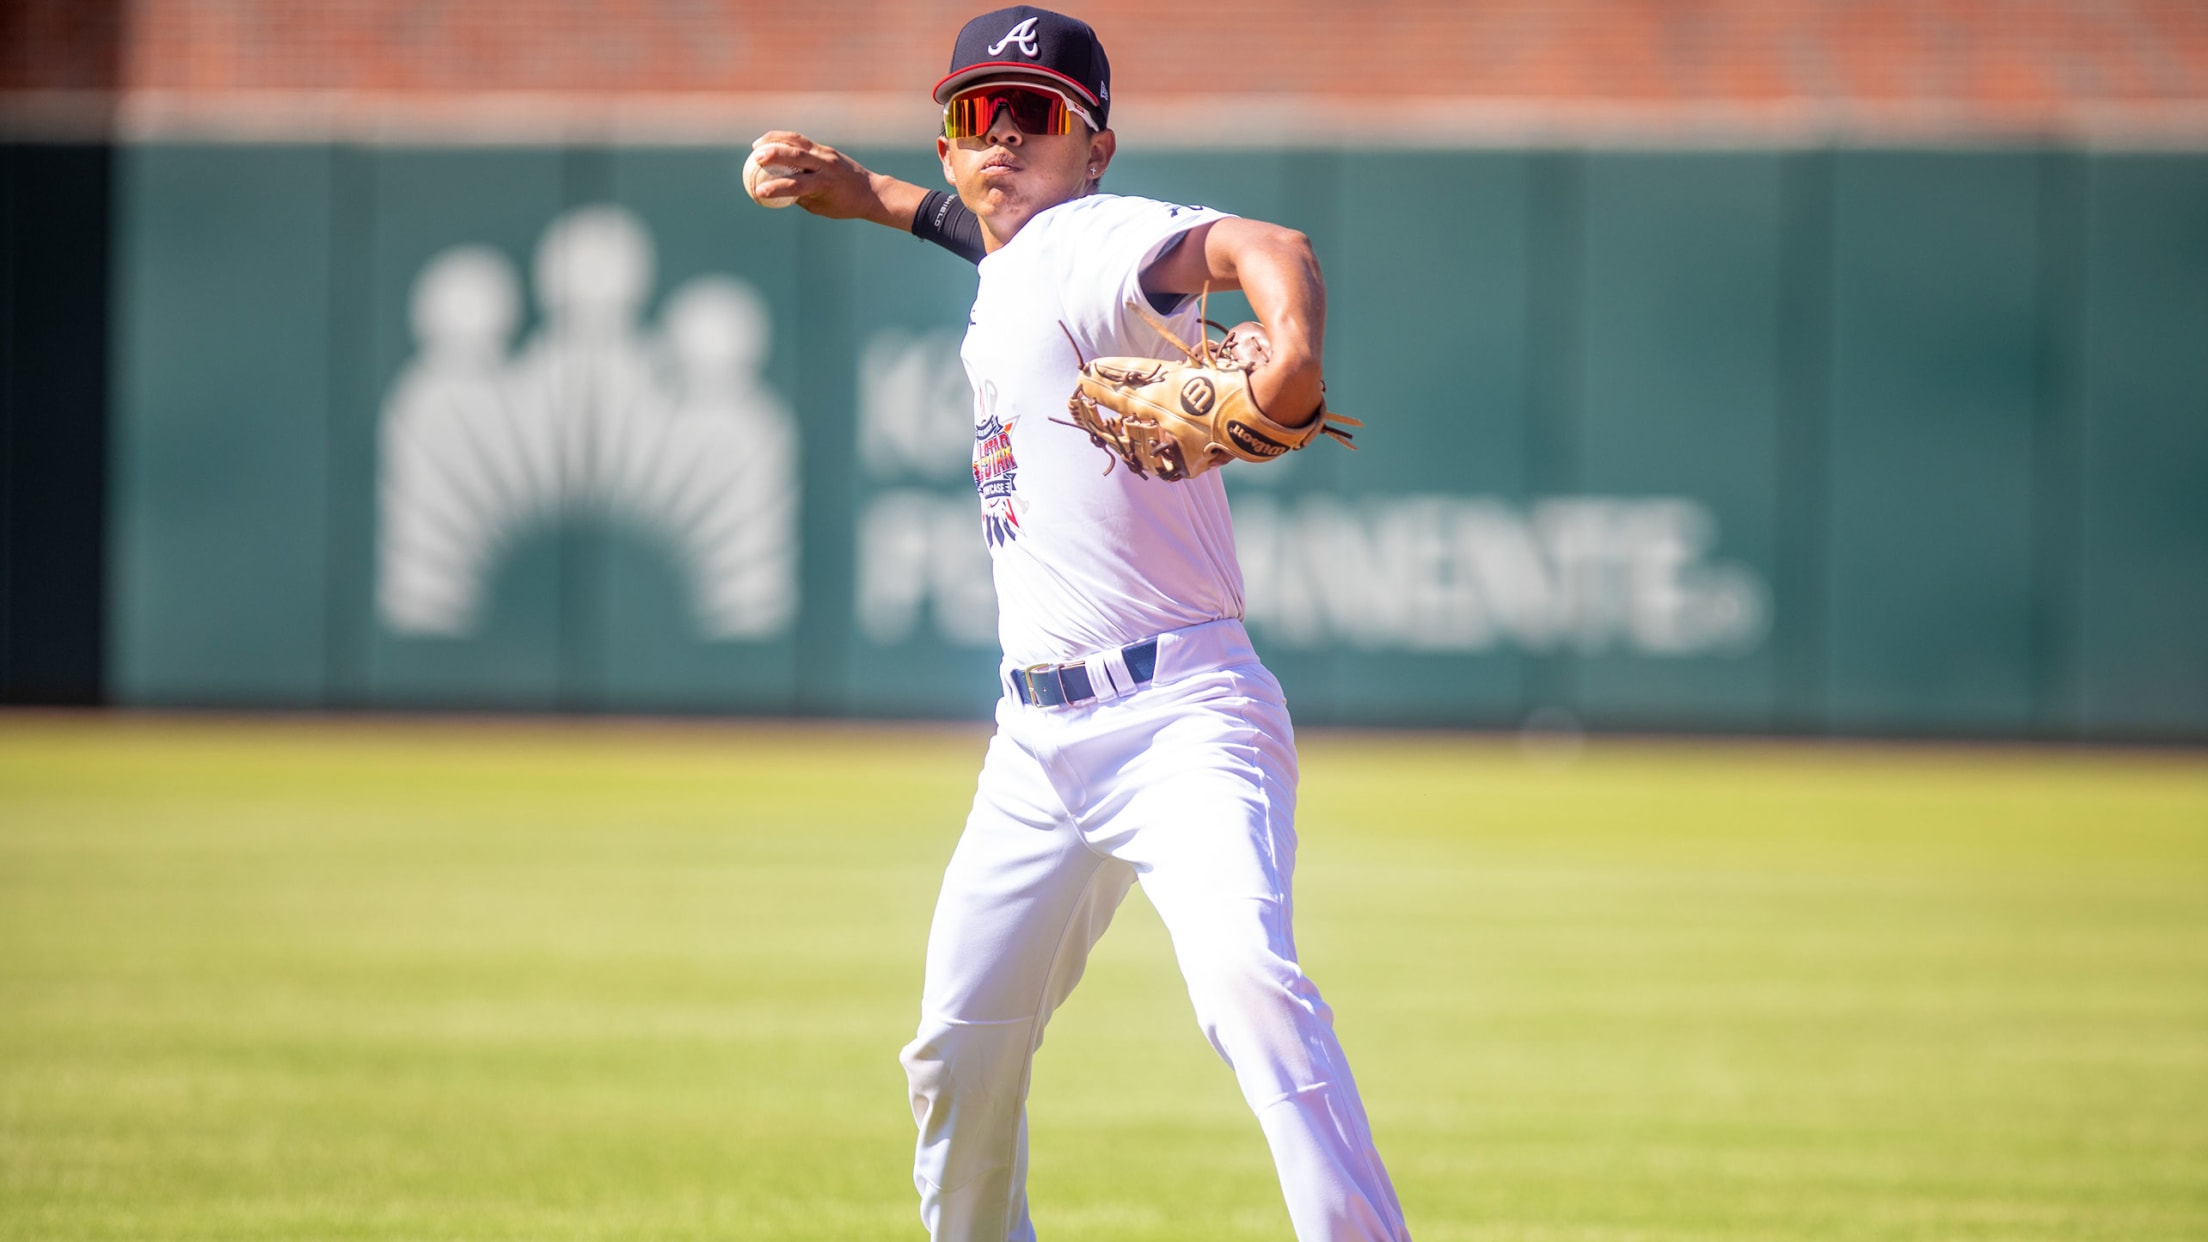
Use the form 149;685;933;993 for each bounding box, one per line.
831;150;993;718
602;149;810;714
112;145;337;706
350;147;571;710
2078;155;2208;739
91;142;2208;740
1316;153;1533;725
1824;152;2043;735
1570;153;1786;728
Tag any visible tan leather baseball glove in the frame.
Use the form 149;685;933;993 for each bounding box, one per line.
1062;305;1359;483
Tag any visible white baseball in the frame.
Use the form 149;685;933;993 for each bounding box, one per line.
743;149;802;209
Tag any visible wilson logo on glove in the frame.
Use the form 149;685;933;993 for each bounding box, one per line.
1179;376;1216;417
1226;421;1290;458
1058;290;1359;483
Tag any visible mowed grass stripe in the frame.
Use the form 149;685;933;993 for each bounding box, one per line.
2;717;2203;1241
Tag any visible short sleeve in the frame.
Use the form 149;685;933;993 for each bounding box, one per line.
1048;196;1232;349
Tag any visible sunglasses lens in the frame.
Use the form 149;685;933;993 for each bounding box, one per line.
943;85;1077;139
943;94;981;139
1007;90;1063;133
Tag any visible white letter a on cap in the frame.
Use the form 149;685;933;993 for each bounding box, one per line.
988;17;1040;57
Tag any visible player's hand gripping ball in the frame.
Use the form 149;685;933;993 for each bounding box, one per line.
742;146;803;209
1064;307;1360;482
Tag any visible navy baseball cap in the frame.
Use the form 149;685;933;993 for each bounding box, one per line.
934;6;1112;129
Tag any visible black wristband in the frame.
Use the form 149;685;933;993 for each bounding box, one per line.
912;189;987;266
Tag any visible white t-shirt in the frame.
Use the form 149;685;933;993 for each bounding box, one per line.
962;194;1244;666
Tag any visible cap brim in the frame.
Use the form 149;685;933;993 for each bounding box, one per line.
933;62;1103;109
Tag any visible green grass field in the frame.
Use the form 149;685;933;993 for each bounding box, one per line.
2;716;2204;1241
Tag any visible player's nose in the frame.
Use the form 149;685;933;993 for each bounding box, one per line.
985;106;1023;147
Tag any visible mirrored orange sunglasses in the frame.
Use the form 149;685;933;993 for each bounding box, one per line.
942;83;1098;140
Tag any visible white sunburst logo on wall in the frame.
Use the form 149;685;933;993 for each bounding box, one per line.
377;205;798;640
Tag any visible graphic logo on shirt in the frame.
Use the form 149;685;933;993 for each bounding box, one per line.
988;17;1041;57
972;404;1022;547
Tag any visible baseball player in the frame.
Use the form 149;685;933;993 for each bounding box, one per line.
748;8;1411;1239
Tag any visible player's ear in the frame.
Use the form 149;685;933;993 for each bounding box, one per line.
1085;128;1116;189
937;136;956;186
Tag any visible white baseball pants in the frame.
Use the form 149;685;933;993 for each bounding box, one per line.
900;618;1412;1241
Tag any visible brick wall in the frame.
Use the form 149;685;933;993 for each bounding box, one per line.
3;0;123;91
8;1;2208;143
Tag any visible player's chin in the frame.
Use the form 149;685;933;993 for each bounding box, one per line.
963;180;1025;214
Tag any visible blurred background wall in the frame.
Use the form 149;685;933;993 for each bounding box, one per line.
3;0;2205;738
